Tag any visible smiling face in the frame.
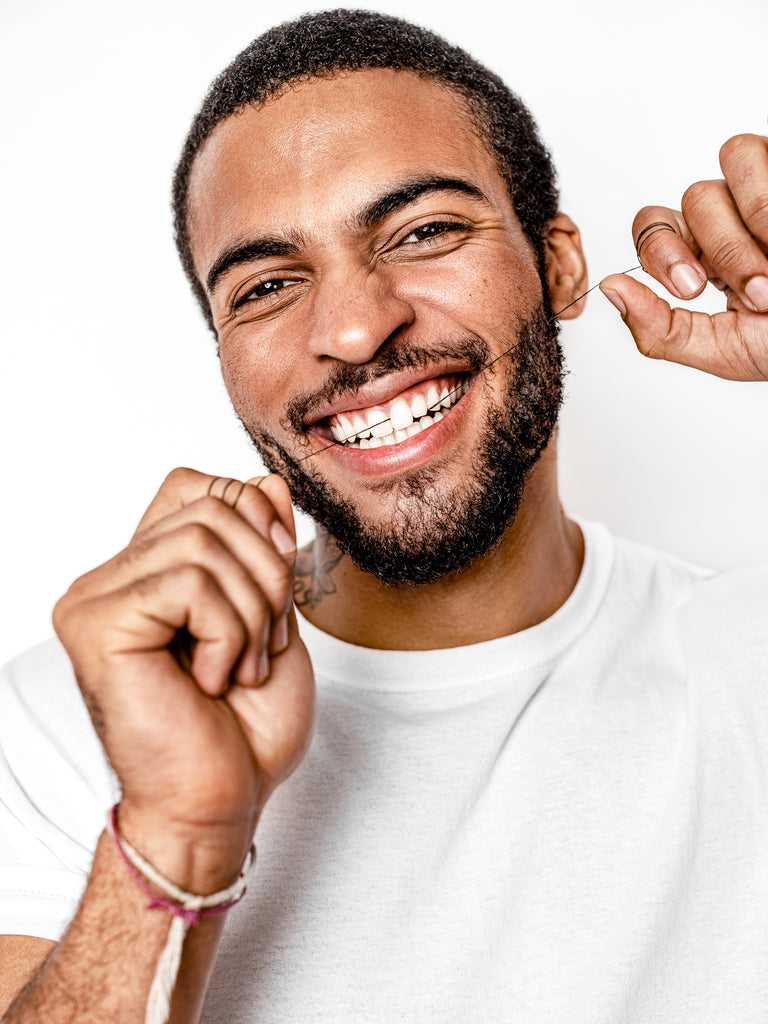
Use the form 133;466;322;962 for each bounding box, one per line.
186;69;565;583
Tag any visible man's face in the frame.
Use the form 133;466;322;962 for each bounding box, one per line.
187;70;563;583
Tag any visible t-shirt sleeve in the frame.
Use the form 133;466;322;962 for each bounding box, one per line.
0;639;118;939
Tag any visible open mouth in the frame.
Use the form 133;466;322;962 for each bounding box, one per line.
325;373;471;450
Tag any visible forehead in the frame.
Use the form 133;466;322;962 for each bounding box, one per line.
186;69;509;276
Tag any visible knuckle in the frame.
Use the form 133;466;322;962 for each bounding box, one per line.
200;493;229;517
52;571;96;635
162;466;195;489
632;206;661;237
742;193;768;233
177;563;213;596
51;594;70;637
708;235;749;272
681;180;713;218
719;133;761;167
180;520;220;554
52;595;93;649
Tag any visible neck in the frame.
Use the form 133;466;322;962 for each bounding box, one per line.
293;446;583;650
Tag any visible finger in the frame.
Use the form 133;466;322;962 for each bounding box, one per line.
74;512;293;673
136;470;296;563
137;497;295;643
225;606;316;786
681;178;768;312
718;134;768;247
600;272;768;380
134;467;222;537
134;472;295;659
133;469;294;544
57;564;249;698
633;206;707;299
249;474;297;554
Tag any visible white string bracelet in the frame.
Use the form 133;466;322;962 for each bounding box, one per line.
107;804;256;1024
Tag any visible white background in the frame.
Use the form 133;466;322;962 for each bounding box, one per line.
1;0;767;667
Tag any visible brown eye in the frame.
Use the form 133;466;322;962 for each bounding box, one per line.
234;278;294;309
402;221;466;244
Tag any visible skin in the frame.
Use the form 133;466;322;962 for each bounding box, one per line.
2;70;767;1023
188;70;587;649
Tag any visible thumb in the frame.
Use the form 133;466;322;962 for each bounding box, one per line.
600;272;694;364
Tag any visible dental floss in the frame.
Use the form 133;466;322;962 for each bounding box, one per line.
297;265;643;463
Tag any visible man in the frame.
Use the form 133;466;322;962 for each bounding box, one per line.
1;9;767;1022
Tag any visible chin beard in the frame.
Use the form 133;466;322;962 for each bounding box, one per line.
240;304;563;586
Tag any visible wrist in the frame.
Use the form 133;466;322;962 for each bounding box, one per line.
115;801;259;896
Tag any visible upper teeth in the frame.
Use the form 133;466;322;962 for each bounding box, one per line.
329;378;470;448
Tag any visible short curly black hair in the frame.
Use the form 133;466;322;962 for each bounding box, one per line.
172;9;560;332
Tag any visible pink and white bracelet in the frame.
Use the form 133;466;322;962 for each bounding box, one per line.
107;805;256;1024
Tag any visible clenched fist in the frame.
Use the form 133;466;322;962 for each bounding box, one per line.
53;468;315;894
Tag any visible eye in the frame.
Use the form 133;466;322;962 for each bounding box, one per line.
233;277;297;310
400;220;468;245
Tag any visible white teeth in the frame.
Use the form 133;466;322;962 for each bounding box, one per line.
410;393;428;419
370;418;393;439
330;377;469;448
337;414;355;441
367;409;393;438
389;399;414;431
352;413;371;438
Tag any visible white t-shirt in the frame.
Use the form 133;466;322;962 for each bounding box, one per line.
2;521;768;1023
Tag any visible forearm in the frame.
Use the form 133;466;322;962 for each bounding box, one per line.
3;831;227;1024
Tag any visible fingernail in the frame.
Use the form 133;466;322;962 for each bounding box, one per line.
669;262;704;299
270;520;296;557
601;288;626;316
744;275;768;312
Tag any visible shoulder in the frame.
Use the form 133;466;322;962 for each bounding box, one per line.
680;562;768;675
600;526;768;663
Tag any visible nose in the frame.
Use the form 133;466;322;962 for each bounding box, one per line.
307;267;415;363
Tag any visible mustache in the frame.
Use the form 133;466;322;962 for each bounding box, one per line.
286;337;491;432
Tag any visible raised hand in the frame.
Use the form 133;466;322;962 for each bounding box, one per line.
53;469;315;893
600;132;768;380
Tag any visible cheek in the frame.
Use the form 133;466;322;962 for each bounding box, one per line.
401;247;542;333
218;335;286;426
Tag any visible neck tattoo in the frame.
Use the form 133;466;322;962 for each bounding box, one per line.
294;528;344;610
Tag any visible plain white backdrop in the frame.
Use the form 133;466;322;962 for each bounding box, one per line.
1;0;767;666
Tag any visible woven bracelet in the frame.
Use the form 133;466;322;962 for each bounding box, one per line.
107;804;256;1024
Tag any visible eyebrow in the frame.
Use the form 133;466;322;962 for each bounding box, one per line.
357;174;490;229
206;235;304;296
205;174;490;296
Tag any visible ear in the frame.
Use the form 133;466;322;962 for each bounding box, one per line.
544;213;588;319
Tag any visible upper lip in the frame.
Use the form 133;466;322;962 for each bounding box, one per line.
304;360;474;428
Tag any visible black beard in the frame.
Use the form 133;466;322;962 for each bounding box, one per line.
240;304;563;586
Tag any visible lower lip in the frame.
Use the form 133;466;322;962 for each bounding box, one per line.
308;384;475;478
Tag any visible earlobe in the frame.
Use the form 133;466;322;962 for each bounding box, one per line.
544;213;588;319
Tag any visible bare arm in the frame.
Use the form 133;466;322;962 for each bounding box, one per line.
2;834;226;1024
2;470;315;1023
0;937;54;1018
